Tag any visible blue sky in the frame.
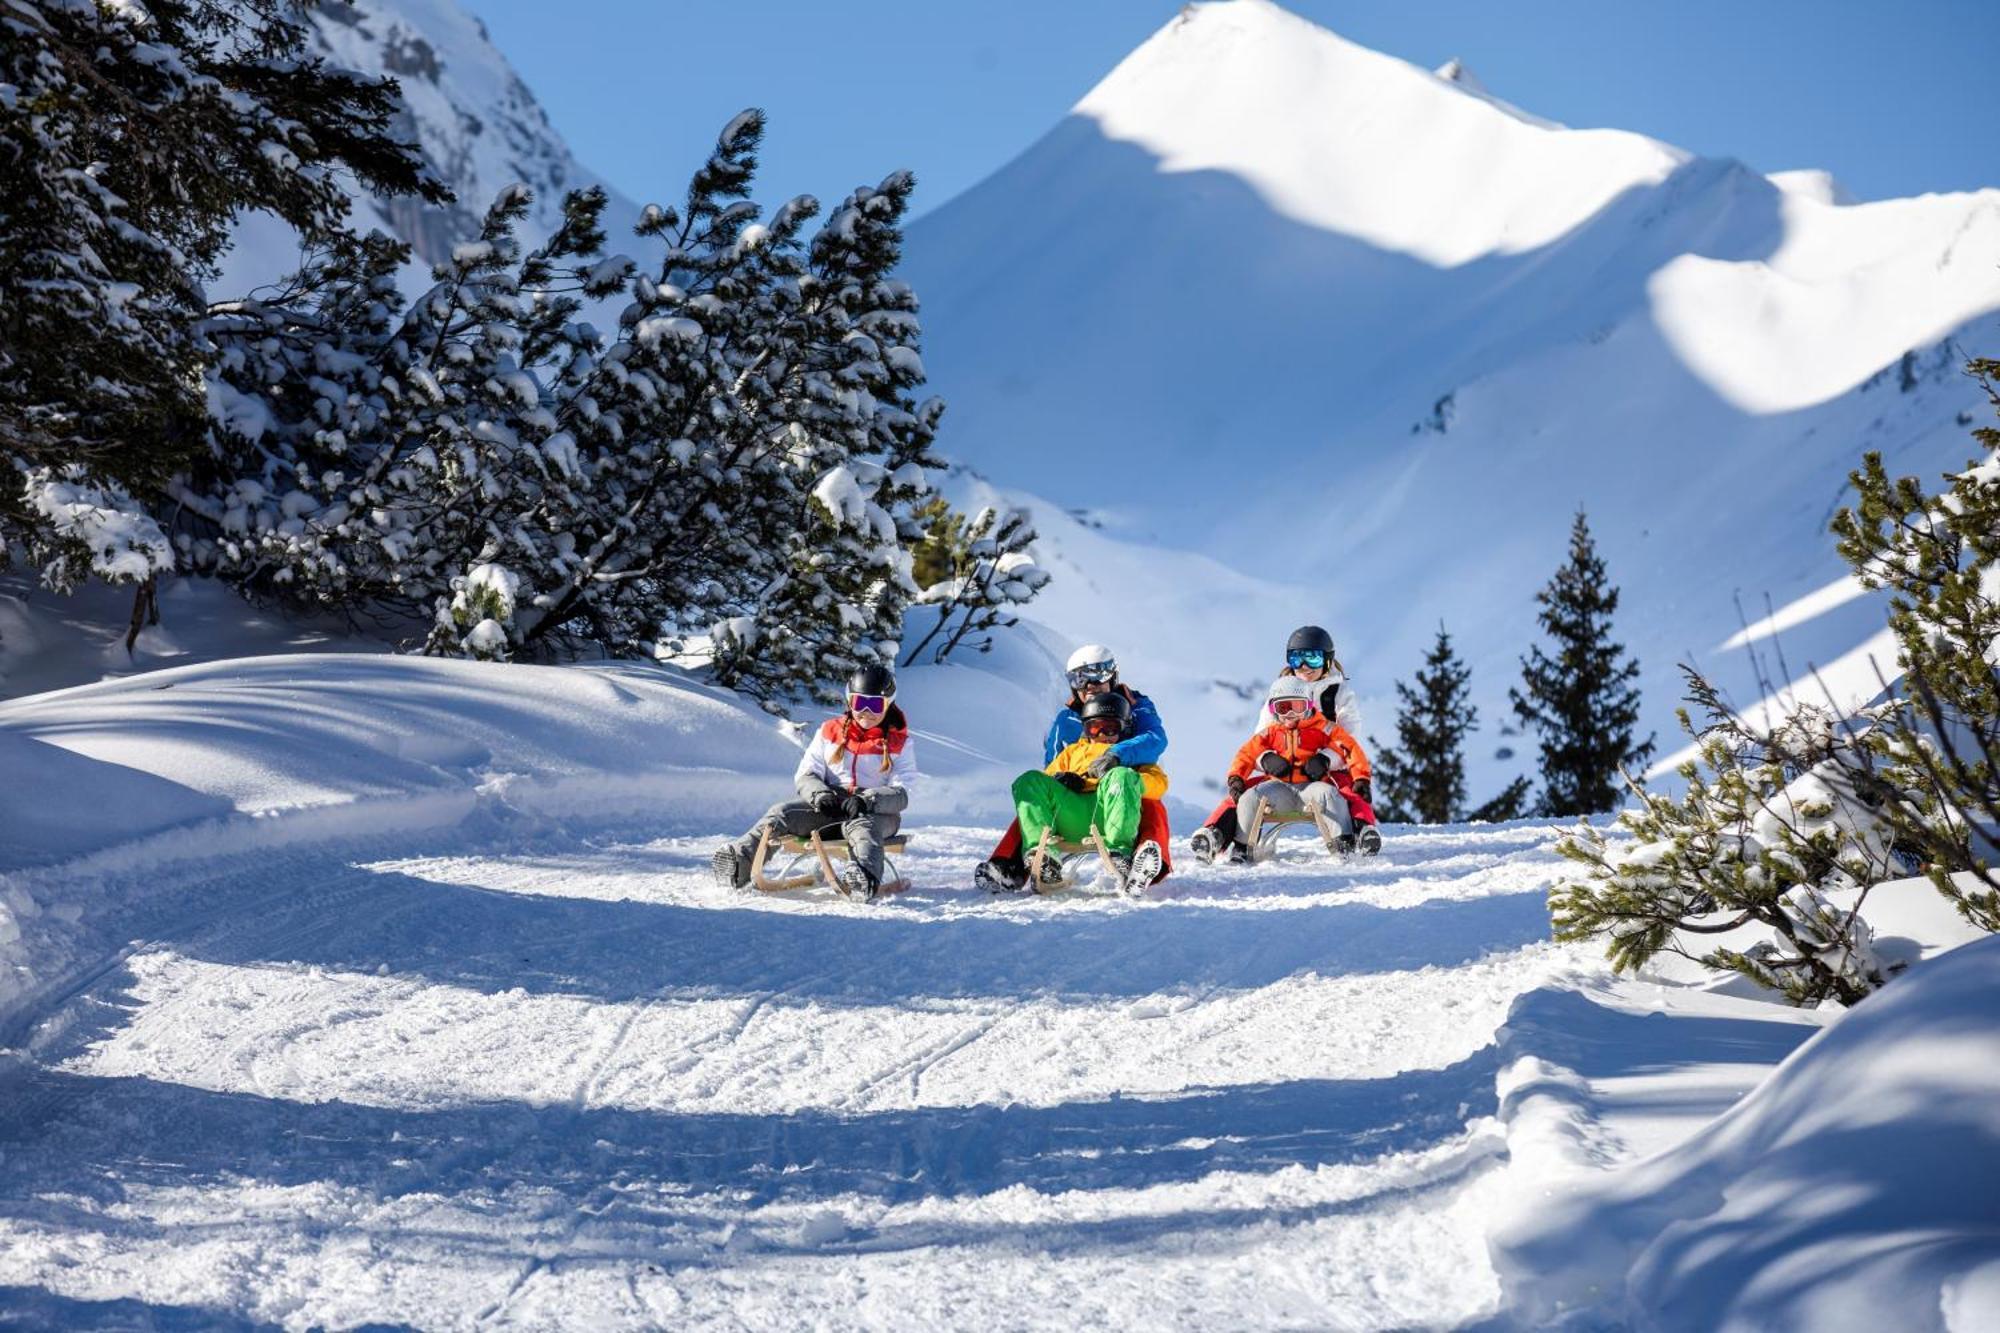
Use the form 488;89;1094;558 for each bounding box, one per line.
464;0;1998;219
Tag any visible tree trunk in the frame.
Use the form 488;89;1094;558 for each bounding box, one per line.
125;576;159;653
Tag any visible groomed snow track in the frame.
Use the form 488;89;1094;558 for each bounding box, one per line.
0;817;1591;1328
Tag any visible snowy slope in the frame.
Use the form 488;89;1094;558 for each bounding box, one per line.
2;651;1993;1328
903;0;2000;798
1490;930;2000;1331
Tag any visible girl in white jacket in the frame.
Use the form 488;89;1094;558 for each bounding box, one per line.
711;664;918;900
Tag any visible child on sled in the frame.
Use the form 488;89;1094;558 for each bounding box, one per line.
1009;690;1168;893
710;664;916;902
1189;675;1380;863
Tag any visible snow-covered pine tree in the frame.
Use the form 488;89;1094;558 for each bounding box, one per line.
900;503;1050;666
1554;670;1910;1007
705;165;946;699
1511;510;1654;815
1;0;438;595
1832;358;2000;932
185;184;613;656
1373;623;1532;824
189;108;946;702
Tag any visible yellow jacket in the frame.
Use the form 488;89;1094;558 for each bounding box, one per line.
1047;737;1169;800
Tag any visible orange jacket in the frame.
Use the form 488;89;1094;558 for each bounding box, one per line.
1227;716;1372;785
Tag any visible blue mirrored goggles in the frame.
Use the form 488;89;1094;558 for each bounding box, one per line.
1286;649;1328;670
1067;662;1116;689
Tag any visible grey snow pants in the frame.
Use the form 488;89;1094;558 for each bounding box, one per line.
735;800;902;884
1236;780;1353;844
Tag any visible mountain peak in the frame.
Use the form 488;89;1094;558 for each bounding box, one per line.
1071;0;1678;266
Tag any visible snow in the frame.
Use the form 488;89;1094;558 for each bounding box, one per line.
0;644;1993;1327
23;470;174;584
1769;167;1858;207
1490;935;2000;1330
3;1;1996;1322
1073;0;1685;267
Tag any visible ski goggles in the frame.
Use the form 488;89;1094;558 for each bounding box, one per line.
1270;697;1313;718
1067;661;1117;690
1286;649;1329;671
1083;717;1122;739
848;693;892;715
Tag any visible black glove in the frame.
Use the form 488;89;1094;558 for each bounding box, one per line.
1353;778;1372;804
1302;753;1332;782
1226;775;1247;798
1087;750;1122;780
812;789;844;817
840;792;869;820
1257;751;1291;779
1055;771;1089;793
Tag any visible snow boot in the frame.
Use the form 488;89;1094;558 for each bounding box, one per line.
1335;833;1357;855
711;845;749;890
975;855;1028;893
1189;825;1222;864
1225;839;1250;866
1032;849;1070;892
1104;849;1134;891
838;861;879;903
1356;825;1383;857
1126;840;1165;895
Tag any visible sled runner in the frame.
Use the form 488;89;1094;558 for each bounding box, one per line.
1243;803;1348;864
749;827;911;895
1024;825;1134;894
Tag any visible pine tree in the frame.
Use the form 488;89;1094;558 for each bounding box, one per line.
1512;510;1654;815
188;109;952;705
1554;672;1904;1007
2;0;439;593
1374;623;1533;824
1831;359;2000;932
900;503;1050;667
1373;625;1473;823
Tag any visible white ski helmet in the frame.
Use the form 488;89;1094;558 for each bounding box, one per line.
1065;643;1118;686
1066;643;1116;674
1266;674;1315;715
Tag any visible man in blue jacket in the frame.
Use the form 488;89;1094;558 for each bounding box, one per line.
978;643;1172;891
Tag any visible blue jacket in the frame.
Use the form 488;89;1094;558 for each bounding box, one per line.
1043;686;1168;768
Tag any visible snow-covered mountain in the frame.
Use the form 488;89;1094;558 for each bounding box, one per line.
902;0;2000;792
308;0;641;263
216;0;643;295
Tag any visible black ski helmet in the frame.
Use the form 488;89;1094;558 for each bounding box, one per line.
1079;690;1132;727
1286;625;1335;657
847;663;896;699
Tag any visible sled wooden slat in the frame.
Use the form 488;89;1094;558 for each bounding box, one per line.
749;826;910;895
1244;802;1343;864
1025;825;1123;894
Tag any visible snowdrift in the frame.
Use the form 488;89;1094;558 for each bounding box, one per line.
0;655;803;873
0;655;797;1023
1489;939;2000;1331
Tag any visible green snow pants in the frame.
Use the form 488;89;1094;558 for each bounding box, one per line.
1012;768;1144;853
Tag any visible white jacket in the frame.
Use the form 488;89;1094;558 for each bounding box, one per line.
796;721;920;797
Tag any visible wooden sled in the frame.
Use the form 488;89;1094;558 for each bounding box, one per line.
1023;825;1130;895
1244;802;1348;865
749;827;910;896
